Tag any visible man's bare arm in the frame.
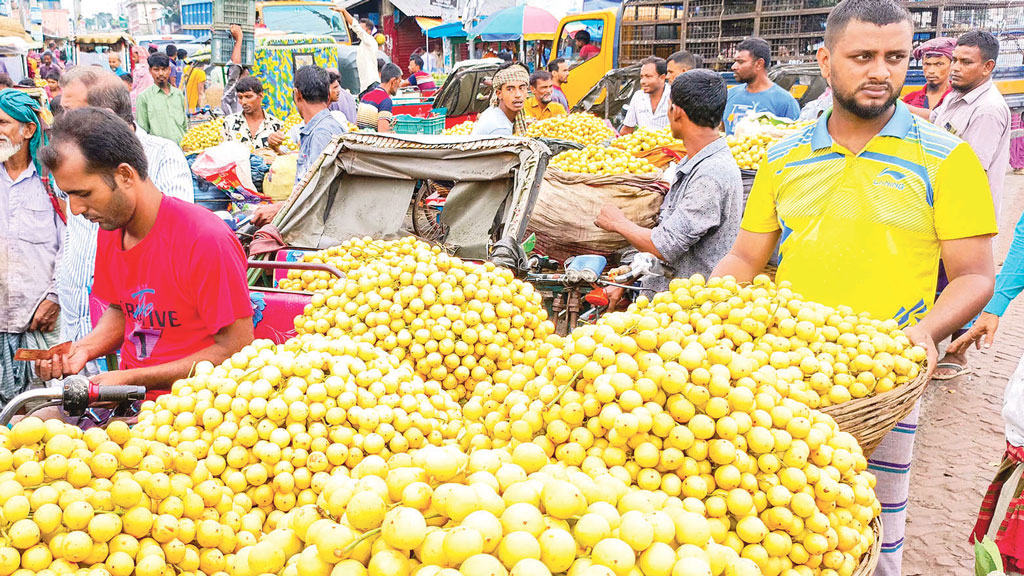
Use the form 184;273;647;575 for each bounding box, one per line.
103;317;253;390
710;229;780;281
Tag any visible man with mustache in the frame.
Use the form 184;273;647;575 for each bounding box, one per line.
712;1;998;573
0;89;63;407
927;31;1010;381
35;107;253;406
902;37;954;114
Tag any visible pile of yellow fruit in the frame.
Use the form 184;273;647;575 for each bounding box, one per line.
551;145;660;176
0;237;922;576
290;238;554;398
442;121;475;136
278;113;304;153
181;117;225;153
726;132;776;171
526;114;615;145
611;127;682;155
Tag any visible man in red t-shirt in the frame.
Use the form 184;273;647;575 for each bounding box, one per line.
575;30;600;61
36;107;253;399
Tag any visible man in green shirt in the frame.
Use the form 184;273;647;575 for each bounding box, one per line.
136;52;188;144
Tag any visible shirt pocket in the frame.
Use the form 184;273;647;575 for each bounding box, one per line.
16;206;56;245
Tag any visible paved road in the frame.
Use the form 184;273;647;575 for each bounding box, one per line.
903;171;1024;574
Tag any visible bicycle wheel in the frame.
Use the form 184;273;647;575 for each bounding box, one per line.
412;180;450;243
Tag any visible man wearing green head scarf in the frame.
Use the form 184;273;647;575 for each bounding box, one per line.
0;88;64;408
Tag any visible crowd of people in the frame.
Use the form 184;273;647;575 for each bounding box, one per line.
4;0;1024;572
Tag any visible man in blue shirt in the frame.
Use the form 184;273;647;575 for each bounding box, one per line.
722;38;800;134
252;65;346;226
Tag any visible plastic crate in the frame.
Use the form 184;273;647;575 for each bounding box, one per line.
213;0;256;29
394;109;447;135
211;28;255;66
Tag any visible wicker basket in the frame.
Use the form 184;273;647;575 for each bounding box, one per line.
819;364;930;457
853;517;883;576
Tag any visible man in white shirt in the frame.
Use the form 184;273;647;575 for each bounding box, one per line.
337;8;382;93
620;56;669;135
472;62;529;137
56;68;194;352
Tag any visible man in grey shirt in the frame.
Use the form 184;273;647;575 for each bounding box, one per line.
596;69;743;298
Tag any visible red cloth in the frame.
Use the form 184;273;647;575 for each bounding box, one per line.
971;442;1024;573
580;44;600;61
902;86;952;110
93;196;253;399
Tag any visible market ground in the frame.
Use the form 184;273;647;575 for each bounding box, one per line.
903;170;1024;574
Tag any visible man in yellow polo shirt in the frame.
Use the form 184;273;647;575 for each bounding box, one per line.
524;70;567;122
712;1;997;574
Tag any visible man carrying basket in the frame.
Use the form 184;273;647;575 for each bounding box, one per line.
712;1;998;574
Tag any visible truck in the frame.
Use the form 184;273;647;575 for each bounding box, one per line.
180;0;351;44
554;0;1024;109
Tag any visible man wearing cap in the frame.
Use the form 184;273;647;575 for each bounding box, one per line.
472;62;529;137
0;89;63;406
903;37;954;115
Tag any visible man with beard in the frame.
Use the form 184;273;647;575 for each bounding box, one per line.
620;56;669;136
547;58;570;111
722;38;799;134
36;107;253;402
55;68;194;372
902;37;954;113
524;70;566;121
0;90;63;407
712;1;998;573
927;31;1011;381
472;62;529;137
135;52;188;145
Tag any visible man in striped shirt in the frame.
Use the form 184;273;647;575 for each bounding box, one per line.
55;69;193;358
620;56;670;135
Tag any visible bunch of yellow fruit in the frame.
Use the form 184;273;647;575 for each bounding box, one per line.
277;239;423;293
442;121;475;136
292;237;554;398
232;445;767;576
551;145;660;176
459;274;912;576
611;127;682;156
0;417;248;576
726;133;776;171
277;114;304;153
182;118;225;153
526;114;615;145
0;237;913;576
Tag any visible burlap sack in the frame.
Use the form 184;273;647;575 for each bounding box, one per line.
526;168;667;262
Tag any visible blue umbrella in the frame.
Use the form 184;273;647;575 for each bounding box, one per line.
427;21;468;39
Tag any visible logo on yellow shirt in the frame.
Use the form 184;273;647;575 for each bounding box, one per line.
872;168;908;190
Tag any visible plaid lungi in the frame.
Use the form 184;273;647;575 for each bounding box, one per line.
972;442;1024;574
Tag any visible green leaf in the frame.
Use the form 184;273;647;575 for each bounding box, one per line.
974;536;1004;576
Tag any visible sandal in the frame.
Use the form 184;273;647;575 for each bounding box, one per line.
931;361;973;381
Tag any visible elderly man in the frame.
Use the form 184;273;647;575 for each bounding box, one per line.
472;62;529;137
524;70;566;121
56;68;193;357
108;52;127;76
904;37;954;115
0;90;63;406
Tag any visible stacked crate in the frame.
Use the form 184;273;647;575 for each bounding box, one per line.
210;0;256;66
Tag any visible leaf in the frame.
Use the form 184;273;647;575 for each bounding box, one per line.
974;536;1004;576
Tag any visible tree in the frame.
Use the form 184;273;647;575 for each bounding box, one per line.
157;0;180;26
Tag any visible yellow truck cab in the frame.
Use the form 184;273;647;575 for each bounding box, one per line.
552;9;617;109
255;1;351;45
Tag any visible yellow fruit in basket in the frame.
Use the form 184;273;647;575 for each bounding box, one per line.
611;127;681;155
551;145;660;176
442;121;475;136
526;113;615;144
181;117;225;153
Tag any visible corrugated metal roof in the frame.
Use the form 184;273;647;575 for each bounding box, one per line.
387;0;443;18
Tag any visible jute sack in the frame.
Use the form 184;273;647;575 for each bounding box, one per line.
526;168;667;262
